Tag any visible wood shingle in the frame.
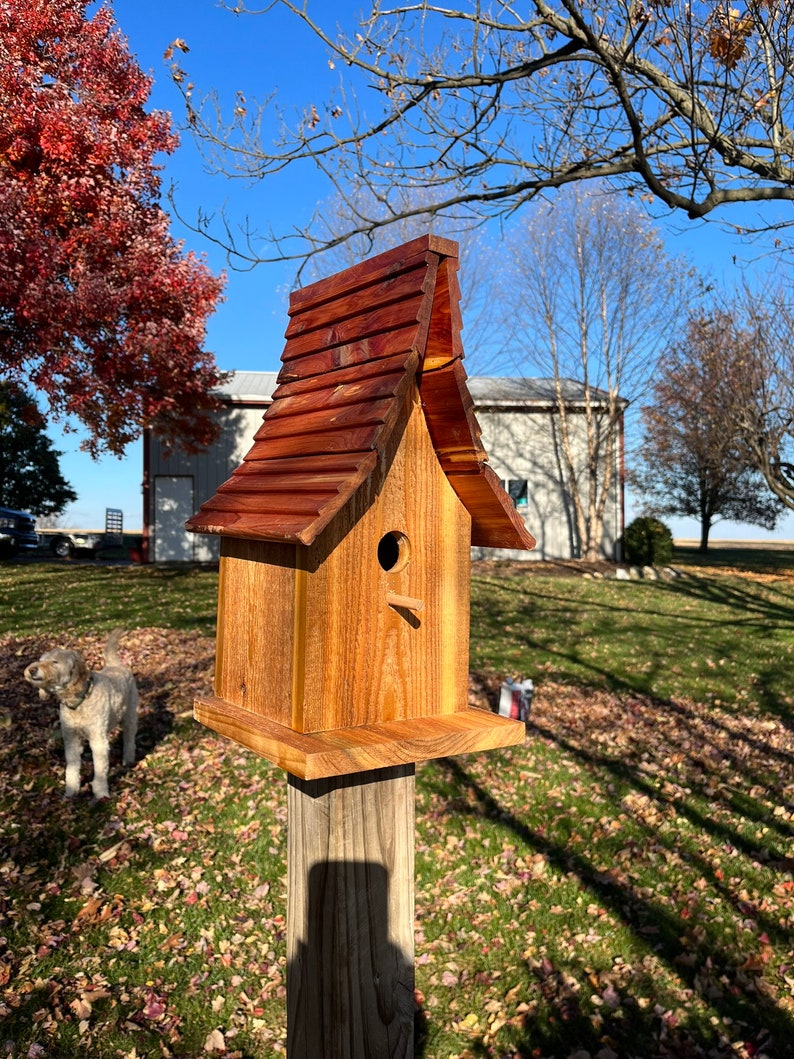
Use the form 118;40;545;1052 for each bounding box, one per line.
186;235;534;551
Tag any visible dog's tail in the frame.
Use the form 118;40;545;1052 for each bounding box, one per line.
104;628;128;667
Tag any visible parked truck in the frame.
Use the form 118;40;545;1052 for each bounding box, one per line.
44;509;125;559
0;506;39;557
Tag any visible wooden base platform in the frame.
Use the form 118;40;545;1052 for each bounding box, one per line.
194;695;526;779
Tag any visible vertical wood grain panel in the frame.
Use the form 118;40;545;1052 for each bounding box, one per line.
299;385;470;732
287;766;415;1058
215;537;297;727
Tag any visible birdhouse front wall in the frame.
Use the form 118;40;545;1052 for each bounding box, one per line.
212;385;471;736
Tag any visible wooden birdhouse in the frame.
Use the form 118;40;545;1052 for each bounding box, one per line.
187;235;535;779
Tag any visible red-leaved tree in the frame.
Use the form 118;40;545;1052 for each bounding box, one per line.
0;0;225;456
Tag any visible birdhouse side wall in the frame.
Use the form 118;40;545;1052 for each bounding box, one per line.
296;388;471;733
214;537;301;729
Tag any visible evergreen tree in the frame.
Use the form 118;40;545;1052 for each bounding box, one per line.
0;382;77;516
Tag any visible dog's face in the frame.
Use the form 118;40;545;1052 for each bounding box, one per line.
24;648;89;699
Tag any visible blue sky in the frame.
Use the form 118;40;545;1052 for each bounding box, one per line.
48;0;794;542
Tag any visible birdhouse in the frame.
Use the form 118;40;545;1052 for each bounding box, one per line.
187;235;535;779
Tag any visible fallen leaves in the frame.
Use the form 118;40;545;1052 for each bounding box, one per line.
1;623;792;1058
205;1027;227;1052
416;673;794;1057
0;627;289;1057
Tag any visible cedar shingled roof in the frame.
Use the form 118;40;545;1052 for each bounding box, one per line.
186;235;535;551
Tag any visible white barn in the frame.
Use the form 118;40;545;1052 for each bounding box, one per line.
143;372;277;563
143;372;625;563
469;377;626;562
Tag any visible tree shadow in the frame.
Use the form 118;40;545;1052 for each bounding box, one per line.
526;716;794;931
655;569;794;623
523;691;794;852
435;755;793;1057
287;860;422;1058
473;569;794;729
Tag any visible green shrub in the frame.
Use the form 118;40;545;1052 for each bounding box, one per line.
622;515;674;566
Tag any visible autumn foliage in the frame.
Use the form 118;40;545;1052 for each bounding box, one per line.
633;312;784;550
0;0;224;455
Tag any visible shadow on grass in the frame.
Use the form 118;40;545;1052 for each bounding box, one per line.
673;545;794;576
472;568;794;730
654;569;794;624
0;632;256;1058
437;754;792;1059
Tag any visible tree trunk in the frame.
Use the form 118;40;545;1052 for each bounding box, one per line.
699;521;711;553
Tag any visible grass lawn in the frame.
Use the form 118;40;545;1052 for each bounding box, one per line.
0;549;792;1058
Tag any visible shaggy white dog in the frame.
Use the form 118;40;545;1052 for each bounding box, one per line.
24;629;138;799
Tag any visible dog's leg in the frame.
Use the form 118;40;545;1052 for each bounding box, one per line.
122;686;138;767
63;730;83;798
88;733;111;800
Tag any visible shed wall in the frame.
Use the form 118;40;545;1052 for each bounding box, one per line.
147;396;623;562
148;405;267;561
473;407;623;561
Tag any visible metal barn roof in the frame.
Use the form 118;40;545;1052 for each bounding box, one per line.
468;376;621;407
216;373;621;409
215;371;279;403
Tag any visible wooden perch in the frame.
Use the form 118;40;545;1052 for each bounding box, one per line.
386;591;425;613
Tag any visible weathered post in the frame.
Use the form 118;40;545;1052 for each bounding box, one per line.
186;236;535;1055
287;767;415;1057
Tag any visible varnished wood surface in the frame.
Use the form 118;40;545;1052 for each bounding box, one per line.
423;257;465;371
282;292;428;364
275;328;418;382
421;356;485;472
193;695;526;780
287;234;456;315
297;388;471;732
213;538;300;728
449;464;537;550
235;451;375;476
272;353;413;413
203;390;474;742
187;509;320;544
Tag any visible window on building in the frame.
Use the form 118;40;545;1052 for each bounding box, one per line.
501;478;528;512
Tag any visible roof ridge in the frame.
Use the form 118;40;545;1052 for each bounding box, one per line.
288;235;458;319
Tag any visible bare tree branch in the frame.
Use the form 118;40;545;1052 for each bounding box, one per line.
498;185;687;560
170;1;794;266
731;280;794;512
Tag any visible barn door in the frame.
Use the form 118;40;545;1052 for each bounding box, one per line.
154;476;194;562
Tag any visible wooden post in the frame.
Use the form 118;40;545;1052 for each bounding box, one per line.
287;765;416;1058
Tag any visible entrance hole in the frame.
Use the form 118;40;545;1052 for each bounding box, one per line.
377;531;410;572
